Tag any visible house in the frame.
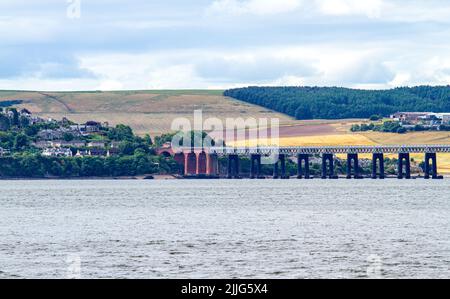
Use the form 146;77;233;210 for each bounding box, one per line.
29;116;45;125
0;147;11;156
87;141;106;148
110;141;121;148
20;108;32;116
88;148;107;156
75;149;90;157
42;148;73;157
418;113;441;126
437;113;450;124
37;129;64;141
74;148;113;157
32;141;53;149
390;112;434;124
85;121;102;133
69;122;101;136
107;148;120;156
51;140;86;148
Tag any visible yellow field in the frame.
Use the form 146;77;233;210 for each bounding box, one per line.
231;134;376;147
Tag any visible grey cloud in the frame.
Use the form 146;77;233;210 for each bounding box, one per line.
0;48;95;79
338;60;395;85
196;55;318;83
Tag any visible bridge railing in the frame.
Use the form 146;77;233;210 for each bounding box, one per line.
206;145;450;155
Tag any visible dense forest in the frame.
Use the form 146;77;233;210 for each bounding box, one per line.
224;86;450;120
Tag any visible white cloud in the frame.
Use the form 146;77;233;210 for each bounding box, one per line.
4;42;450;91
207;0;303;16
96;80;124;91
316;0;384;18
58;46;396;90
4;1;450;90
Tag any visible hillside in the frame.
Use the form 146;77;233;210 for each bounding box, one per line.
224;86;450;119
0;90;295;136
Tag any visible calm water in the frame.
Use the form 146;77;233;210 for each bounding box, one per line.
0;180;449;279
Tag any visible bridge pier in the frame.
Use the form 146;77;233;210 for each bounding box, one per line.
184;152;197;176
346;153;361;179
206;154;219;177
424;153;438;179
273;154;289;179
250;154;262;179
398;153;411;179
273;158;279;179
372;153;385;179
163;145;449;180
297;154;310;179
280;154;289;179
322;154;336;179
196;152;207;176
174;153;185;175
227;155;240;179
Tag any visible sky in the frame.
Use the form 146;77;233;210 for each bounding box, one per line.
2;0;450;91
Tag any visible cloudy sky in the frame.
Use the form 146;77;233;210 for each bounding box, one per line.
1;0;450;90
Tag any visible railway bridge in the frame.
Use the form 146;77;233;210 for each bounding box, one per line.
158;145;450;179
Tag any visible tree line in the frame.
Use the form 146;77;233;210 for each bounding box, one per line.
224;86;450;120
0;153;179;178
351;122;450;133
0;107;181;178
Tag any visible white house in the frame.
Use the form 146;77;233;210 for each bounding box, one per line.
42;148;73;157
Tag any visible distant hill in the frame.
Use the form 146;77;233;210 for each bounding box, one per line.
224;86;450;120
0;90;293;136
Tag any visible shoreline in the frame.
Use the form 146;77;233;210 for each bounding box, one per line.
0;174;178;181
0;175;448;180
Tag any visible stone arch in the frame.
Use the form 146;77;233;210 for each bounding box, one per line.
160;151;172;158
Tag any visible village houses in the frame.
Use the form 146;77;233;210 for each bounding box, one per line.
390;112;450;127
42;148;73;157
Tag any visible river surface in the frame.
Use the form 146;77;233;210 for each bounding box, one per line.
0;180;449;279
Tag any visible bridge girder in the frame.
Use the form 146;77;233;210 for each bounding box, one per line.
202;145;450;156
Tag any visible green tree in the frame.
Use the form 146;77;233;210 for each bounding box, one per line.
63;132;74;141
19;116;30;128
107;124;134;141
19;154;43;177
369;115;381;121
397;127;407;134
144;134;153;146
9;108;19;126
119;141;135;155
63;159;80;177
0;114;10;131
50;161;64;176
13;134;29;150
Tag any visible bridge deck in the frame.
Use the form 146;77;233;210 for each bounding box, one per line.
206;145;450;155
